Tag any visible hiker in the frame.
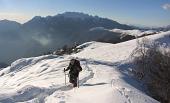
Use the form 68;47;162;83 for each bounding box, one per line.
64;58;82;87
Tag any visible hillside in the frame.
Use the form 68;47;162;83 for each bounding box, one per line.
0;31;169;103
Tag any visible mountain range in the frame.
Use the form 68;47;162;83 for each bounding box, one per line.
0;12;167;65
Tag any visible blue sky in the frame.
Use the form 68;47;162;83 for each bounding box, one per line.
0;0;170;27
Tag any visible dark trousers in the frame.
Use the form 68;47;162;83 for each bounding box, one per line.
69;73;78;87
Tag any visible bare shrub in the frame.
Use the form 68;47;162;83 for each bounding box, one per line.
131;38;170;103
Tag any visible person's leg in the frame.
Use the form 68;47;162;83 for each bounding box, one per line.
69;74;74;84
73;76;77;87
70;73;78;87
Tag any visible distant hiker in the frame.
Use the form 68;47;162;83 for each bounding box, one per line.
64;58;82;87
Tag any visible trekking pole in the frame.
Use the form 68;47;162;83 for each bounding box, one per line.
64;68;66;86
77;75;79;88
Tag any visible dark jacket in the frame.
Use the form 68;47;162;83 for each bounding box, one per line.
65;59;82;77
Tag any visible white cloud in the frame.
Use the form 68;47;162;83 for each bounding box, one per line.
32;34;52;46
162;3;170;10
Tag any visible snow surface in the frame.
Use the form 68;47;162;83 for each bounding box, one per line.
109;28;158;37
0;31;170;103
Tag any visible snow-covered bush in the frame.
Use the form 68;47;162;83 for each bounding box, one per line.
131;38;170;103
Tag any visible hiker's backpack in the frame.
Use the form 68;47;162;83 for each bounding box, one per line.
75;59;82;72
70;59;82;72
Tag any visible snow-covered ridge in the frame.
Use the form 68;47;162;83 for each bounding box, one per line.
0;55;59;75
0;31;170;103
109;28;158;37
89;27;159;37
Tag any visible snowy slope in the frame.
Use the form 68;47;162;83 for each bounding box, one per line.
0;31;170;103
109;28;158;37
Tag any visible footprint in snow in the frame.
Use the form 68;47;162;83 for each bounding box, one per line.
59;101;65;103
